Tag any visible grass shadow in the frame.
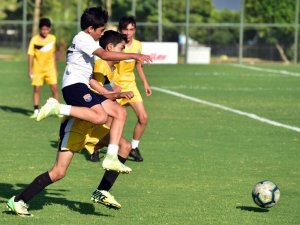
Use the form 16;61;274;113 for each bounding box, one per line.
50;140;58;149
80;149;93;161
0;182;112;216
80;149;105;162
0;105;32;116
236;206;269;213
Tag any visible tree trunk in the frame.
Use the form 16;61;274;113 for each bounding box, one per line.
275;43;290;64
32;0;41;35
106;0;112;17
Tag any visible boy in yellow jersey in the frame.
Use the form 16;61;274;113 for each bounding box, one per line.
6;93;133;216
91;30;126;94
89;30;127;162
27;18;59;118
116;16;152;162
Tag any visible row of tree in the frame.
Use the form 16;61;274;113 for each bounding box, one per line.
0;0;298;62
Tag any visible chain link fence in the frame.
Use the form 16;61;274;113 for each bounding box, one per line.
0;0;299;64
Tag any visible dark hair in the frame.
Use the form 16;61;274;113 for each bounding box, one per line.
118;15;136;31
39;18;51;28
99;30;128;49
80;7;108;30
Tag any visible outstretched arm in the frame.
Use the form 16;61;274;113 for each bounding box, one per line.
93;48;152;65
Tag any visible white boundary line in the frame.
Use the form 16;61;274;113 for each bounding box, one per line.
233;64;300;77
152;86;300;133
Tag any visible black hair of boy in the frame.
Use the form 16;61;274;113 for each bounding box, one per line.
118;16;136;31
99;30;128;49
39;18;51;28
80;7;108;30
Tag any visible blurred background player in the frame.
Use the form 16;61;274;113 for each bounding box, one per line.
27;18;59;118
116;16;152;162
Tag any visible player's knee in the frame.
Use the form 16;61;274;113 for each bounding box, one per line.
93;113;108;125
138;113;148;125
34;89;41;94
56;171;66;180
116;106;127;121
49;170;66;182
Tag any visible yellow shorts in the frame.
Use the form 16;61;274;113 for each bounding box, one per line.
58;117;110;154
31;71;57;86
116;84;143;106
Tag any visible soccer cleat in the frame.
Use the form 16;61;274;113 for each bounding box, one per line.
36;98;60;121
29;111;39;119
91;190;121;210
6;196;32;216
102;154;132;174
90;150;100;162
129;147;143;162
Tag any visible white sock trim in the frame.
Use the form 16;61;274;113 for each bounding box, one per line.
107;144;119;155
59;104;71;116
131;139;140;149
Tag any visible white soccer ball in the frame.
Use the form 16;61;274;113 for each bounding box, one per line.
252;180;280;208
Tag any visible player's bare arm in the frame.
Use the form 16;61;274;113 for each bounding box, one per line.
103;91;134;100
90;78;133;100
136;61;152;96
28;55;34;79
53;52;58;78
93;48;152;64
90;78;111;94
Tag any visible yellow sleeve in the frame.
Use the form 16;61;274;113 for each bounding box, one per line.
93;59;105;85
94;59;102;73
27;36;35;56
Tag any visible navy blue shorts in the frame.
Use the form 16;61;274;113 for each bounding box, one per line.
62;83;107;108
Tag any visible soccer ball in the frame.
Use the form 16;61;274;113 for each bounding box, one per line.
252;180;280;208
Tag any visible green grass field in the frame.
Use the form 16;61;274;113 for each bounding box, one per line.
0;61;299;225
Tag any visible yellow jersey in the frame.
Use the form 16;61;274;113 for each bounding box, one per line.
27;34;56;75
93;57;115;85
115;39;142;88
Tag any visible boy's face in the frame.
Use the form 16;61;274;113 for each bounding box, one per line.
120;23;136;41
110;40;126;53
108;40;126;63
40;26;51;38
90;26;106;40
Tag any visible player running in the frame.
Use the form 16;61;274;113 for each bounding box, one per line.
7;92;133;216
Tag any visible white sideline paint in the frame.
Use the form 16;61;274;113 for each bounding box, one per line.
152;86;300;133
233;64;300;77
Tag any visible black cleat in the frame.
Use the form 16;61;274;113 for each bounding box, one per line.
129;148;143;162
90;150;100;162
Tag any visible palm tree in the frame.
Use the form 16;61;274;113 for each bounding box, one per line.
32;0;41;35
